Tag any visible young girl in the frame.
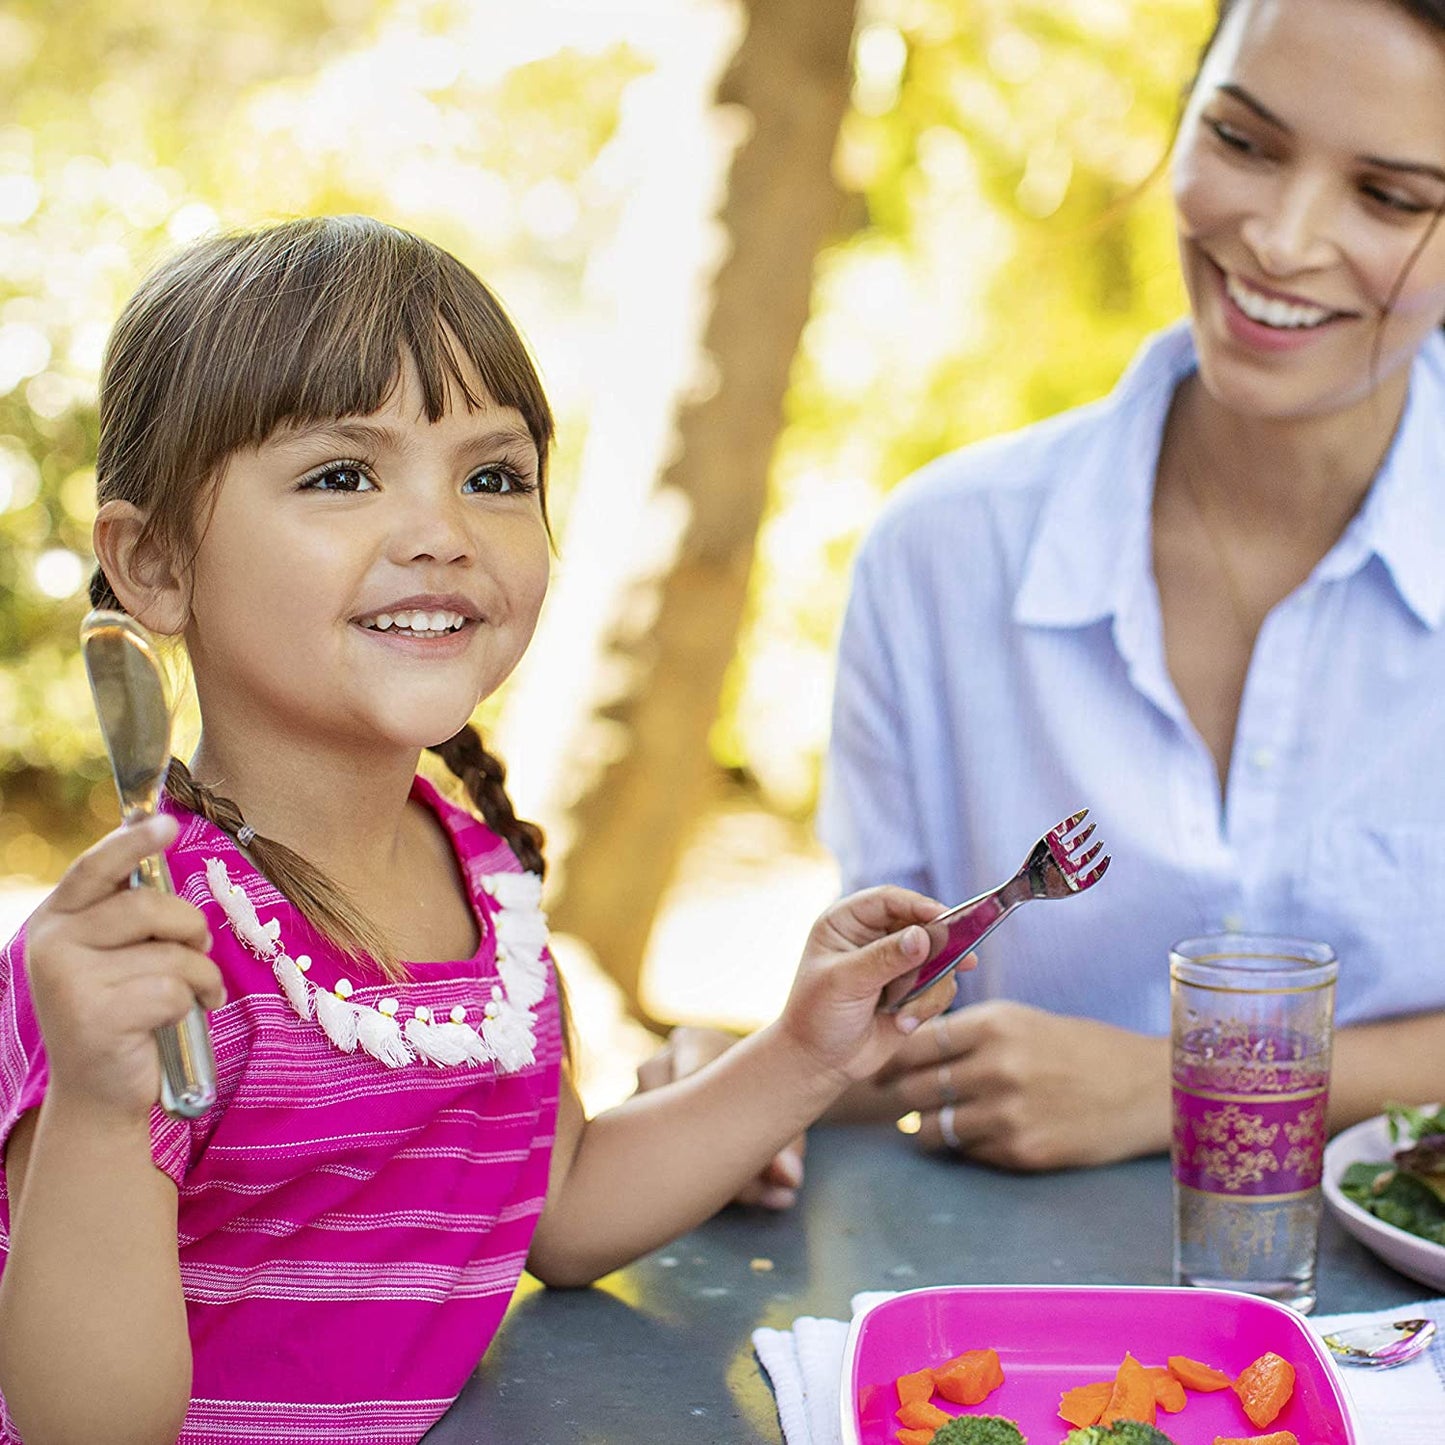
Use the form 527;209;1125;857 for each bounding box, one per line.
0;216;955;1445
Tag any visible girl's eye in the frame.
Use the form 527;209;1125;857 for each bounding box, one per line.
300;462;376;493
463;465;535;496
1205;117;1258;155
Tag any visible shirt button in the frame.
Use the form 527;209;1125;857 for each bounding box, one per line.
1222;913;1245;932
1250;747;1275;771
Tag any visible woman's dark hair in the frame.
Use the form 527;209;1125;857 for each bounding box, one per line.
1202;0;1445;57
93;215;552;976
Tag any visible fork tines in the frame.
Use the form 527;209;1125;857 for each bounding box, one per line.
1045;807;1111;891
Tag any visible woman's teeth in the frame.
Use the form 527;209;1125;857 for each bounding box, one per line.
1226;273;1333;330
362;609;467;635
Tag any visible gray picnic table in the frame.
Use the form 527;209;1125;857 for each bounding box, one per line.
425;1123;1417;1442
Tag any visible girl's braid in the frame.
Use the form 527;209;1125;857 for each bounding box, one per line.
428;725;545;878
164;756;391;972
428;726;570;1060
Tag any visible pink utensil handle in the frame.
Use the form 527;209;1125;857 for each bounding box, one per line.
884;891;1009;1010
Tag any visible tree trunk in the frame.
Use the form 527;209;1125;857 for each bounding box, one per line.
545;0;860;1016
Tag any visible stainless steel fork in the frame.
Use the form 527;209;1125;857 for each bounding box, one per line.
886;809;1111;1010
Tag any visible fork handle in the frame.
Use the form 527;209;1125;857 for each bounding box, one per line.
884;886;1018;1011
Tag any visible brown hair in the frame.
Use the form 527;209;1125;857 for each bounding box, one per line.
93;215;551;977
1203;0;1445;57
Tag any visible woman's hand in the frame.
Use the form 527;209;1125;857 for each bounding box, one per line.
778;885;961;1088
637;1026;806;1209
24;814;225;1121
871;1000;1171;1170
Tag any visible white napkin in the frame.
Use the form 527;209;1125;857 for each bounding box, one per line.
1308;1300;1444;1445
752;1294;1444;1445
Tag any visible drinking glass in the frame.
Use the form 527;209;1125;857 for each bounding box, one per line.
1170;934;1338;1314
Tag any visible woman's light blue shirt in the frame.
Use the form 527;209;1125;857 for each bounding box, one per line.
819;324;1445;1033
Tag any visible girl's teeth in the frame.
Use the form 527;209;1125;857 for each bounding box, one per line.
362;610;465;633
1226;274;1331;329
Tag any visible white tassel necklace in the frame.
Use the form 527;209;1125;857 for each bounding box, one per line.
204;858;545;1074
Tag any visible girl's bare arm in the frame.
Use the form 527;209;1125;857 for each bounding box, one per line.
529;1021;856;1287
0;816;223;1445
0;1104;191;1445
527;887;957;1287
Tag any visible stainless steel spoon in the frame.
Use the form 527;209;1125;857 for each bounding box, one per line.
1322;1317;1437;1369
81;610;218;1119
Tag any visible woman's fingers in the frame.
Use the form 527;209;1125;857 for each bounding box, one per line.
890;971;957;1034
668;1025;741;1077
729;1136;807;1210
913;1102;988;1154
46;815;179;914
875;1006;969;1085
634;1041;675;1092
634;1026;741;1095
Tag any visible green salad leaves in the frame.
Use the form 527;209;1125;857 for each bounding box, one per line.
1339;1103;1445;1247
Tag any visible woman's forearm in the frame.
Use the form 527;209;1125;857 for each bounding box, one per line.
1329;1009;1445;1132
0;1099;191;1445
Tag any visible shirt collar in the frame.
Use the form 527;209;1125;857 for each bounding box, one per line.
1013;325;1193;629
1014;323;1445;632
1319;331;1445;630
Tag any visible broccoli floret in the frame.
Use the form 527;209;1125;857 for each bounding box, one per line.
1062;1423;1179;1445
931;1416;1026;1445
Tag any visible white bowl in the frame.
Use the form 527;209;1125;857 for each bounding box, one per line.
1322;1110;1445;1293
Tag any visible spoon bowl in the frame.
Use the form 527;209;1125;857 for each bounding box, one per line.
1322;1316;1436;1369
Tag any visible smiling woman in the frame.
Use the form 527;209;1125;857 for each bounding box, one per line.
1173;0;1445;419
792;0;1445;1175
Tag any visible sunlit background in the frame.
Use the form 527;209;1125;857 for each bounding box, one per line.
0;0;1209;1105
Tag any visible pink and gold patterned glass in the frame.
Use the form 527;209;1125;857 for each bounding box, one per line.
1170;934;1338;1315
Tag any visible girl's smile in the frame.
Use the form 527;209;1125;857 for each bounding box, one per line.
351;593;484;659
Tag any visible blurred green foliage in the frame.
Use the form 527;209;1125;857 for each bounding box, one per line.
721;0;1212;809
0;0;645;875
0;0;1211;875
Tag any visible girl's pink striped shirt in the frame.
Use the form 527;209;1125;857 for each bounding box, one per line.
0;776;562;1444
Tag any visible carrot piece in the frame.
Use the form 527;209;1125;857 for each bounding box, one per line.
1233;1351;1296;1429
1098;1352;1157;1427
895;1369;936;1408
896;1400;951;1429
1212;1434;1300;1445
1168;1353;1234;1391
895;1429;936;1445
1058;1380;1112;1426
938;1346;1005;1385
934;1347;1005;1406
1141;1365;1188;1413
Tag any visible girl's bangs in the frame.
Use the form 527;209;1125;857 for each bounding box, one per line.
174;222;553;473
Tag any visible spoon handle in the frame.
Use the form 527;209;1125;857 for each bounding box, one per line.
131;834;219;1118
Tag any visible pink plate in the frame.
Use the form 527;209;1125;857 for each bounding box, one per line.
841;1284;1357;1444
